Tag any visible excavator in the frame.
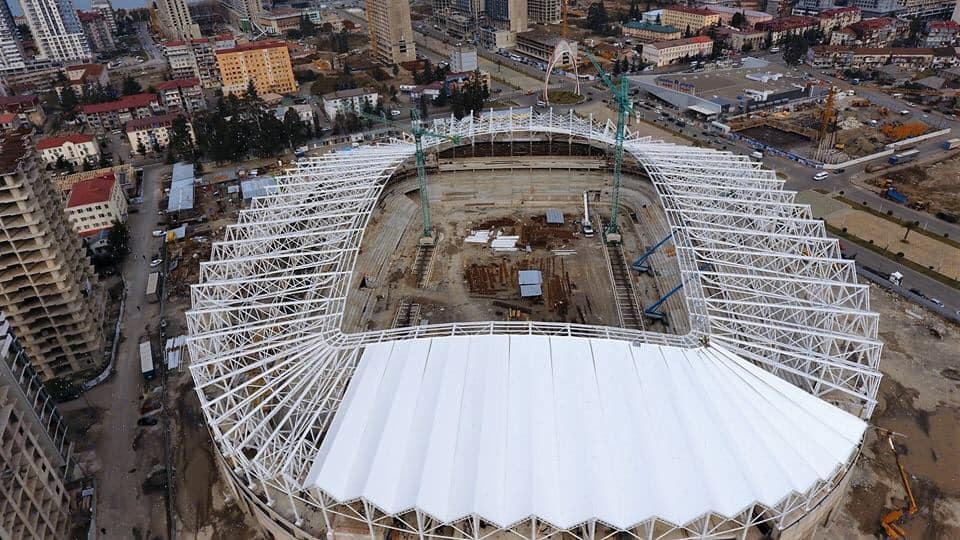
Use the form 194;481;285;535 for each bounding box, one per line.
880;433;918;539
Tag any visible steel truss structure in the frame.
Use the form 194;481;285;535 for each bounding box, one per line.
187;109;882;540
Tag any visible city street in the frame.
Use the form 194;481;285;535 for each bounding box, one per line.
61;164;170;539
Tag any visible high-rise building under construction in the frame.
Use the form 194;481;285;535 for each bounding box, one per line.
365;0;416;65
0;129;104;379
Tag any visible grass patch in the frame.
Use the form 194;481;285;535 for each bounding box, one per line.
547;90;584;105
834;195;960;250
826;224;960;290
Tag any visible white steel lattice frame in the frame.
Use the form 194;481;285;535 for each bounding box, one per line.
186;109;882;539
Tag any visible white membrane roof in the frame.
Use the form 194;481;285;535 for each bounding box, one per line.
307;334;866;530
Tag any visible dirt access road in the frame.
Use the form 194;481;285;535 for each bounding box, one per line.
62;163;171;539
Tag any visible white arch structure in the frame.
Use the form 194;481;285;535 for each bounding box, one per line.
187;109;882;540
543;40;580;105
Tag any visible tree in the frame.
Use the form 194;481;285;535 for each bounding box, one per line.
902;220;920;242
628;0;641;20
586;2;609;33
392;64;399;77
60;86;79;112
283;108;309;149
731;11;746;30
301;14;316;37
245;79;259;101
418;95;429;118
106;221;130;264
121;76;142;95
782;35;809;65
168;115;197;162
54;155;74;172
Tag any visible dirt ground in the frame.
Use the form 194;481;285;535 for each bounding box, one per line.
869;158;960;217
823;286;960;539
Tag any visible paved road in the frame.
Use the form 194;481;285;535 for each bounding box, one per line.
62;164;170;539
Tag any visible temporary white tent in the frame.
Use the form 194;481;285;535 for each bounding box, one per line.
307;334;866;530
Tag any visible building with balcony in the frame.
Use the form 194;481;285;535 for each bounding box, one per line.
36;134;101;169
64;173;128;235
641;36;713;66
78;93;163;132
155;78;205;114
660;6;720;35
0;129;104;378
125;113;194;155
215;40;297;97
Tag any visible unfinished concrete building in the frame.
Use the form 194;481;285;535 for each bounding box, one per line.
0;314;78;539
0;129;104;379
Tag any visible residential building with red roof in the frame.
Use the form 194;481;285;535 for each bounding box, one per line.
0;95;44;128
57;64;110;98
155;78;206;113
807;45;940;68
36;134;101;168
816;6;862;33
0;113;21;131
162;35;236;89
641;36;714;66
848;17;902;47
758;16;820;44
65;173;128;235
922;20;960;47
79;93;163;132
125;113;194;155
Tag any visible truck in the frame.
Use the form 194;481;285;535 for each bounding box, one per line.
140;340;155;380
942;138;960;150
863;266;904;286
581;191;594;237
888;149;918;165
146;272;160;303
884;187;908;204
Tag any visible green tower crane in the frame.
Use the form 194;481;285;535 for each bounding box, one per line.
584;52;633;241
359;110;461;242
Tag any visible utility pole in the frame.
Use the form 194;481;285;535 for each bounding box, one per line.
359;110;461;243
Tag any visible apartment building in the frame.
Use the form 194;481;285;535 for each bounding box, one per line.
703;5;772;27
220;0;262;29
215;40;297;97
0;129;104;378
623;21;681;43
365;0;416;65
65;173;128;235
322;87;380;119
78;11;115;52
0;315;79;539
163;34;235;89
641;36;713;66
486;0;528;34
528;0;561;24
36;134;101;168
922;20;960;47
125;113;194;155
20;0;92;62
660;6;720;35
90;0;118;34
154;0;201;40
848;17;902;47
79;93;164;131
816;6;862;33
807;45;938;68
758;15;820;44
0;0;26;70
515;29;577;67
718;26;767;51
155;78;205;113
259;7;322;35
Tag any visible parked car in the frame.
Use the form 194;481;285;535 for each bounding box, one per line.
152;229;166;237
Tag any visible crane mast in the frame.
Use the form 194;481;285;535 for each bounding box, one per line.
359;110;460;241
584;52;633;241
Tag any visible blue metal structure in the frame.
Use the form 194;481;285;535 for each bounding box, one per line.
644;283;683;321
632;234;672;273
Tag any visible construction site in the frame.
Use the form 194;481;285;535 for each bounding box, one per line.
343;149;687;336
731;91;936;163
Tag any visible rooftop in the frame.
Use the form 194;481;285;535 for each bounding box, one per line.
646;36;713;49
80;93;157;114
850;17;896;32
216;40;289;55
36;134;94;149
0;94;38;108
322;87;377;100
67;173;116;207
624;21;679;33
0;129;32;176
663;5;716;16
759;16;819;31
0;113;17;124
125;113;183;132
818;6;861;18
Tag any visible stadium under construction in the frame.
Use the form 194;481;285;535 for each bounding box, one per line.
186;109;882;540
